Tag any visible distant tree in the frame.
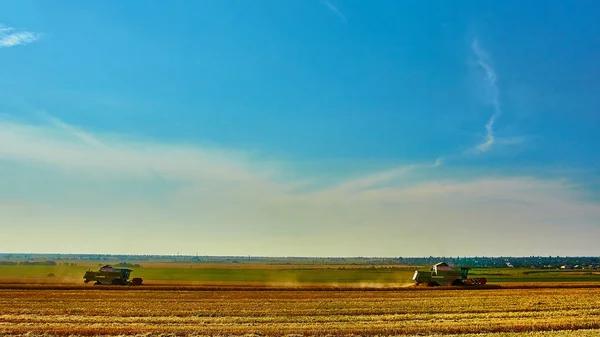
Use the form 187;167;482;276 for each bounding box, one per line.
0;261;17;265
115;262;142;268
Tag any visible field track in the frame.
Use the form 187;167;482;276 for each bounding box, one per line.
1;282;600;336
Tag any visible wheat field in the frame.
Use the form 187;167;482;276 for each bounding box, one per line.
1;284;599;336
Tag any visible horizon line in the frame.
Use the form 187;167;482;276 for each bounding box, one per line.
1;253;597;259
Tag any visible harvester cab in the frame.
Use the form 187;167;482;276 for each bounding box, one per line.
83;265;143;286
460;266;469;279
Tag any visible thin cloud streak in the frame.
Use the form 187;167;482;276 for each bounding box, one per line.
322;1;348;23
472;39;501;152
315;158;444;197
47;115;108;150
0;24;41;48
0;117;278;186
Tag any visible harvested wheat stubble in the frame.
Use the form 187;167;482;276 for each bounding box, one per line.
1;285;599;336
5;330;600;337
0;282;599;291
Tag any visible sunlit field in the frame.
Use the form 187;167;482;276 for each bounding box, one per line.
1;263;599;285
1;285;599;336
1;263;599;336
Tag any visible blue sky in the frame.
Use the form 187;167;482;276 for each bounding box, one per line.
1;1;599;256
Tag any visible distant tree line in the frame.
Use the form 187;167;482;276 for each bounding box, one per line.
0;260;57;266
114;262;142;268
429;256;600;269
1;254;599;269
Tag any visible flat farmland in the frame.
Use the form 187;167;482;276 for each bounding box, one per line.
0;264;417;286
1;284;600;336
1;264;600;286
2;263;600;336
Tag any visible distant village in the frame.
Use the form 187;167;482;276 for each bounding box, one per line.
1;253;599;269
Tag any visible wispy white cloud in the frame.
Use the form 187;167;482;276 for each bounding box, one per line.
320;158;442;196
322;1;347;24
42;114;108;150
0;24;41;48
0;116;277;186
1;116;598;256
471;39;501;152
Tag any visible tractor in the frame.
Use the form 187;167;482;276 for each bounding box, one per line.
412;262;487;286
83;265;143;286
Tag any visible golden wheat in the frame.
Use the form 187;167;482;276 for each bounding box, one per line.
0;285;599;336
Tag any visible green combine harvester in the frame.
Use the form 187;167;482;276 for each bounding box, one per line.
83;265;143;286
413;262;487;286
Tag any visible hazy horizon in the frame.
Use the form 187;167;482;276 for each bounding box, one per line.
1;1;599;257
2;252;599;259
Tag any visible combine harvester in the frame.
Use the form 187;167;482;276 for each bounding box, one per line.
413;262;487;286
83;265;143;286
